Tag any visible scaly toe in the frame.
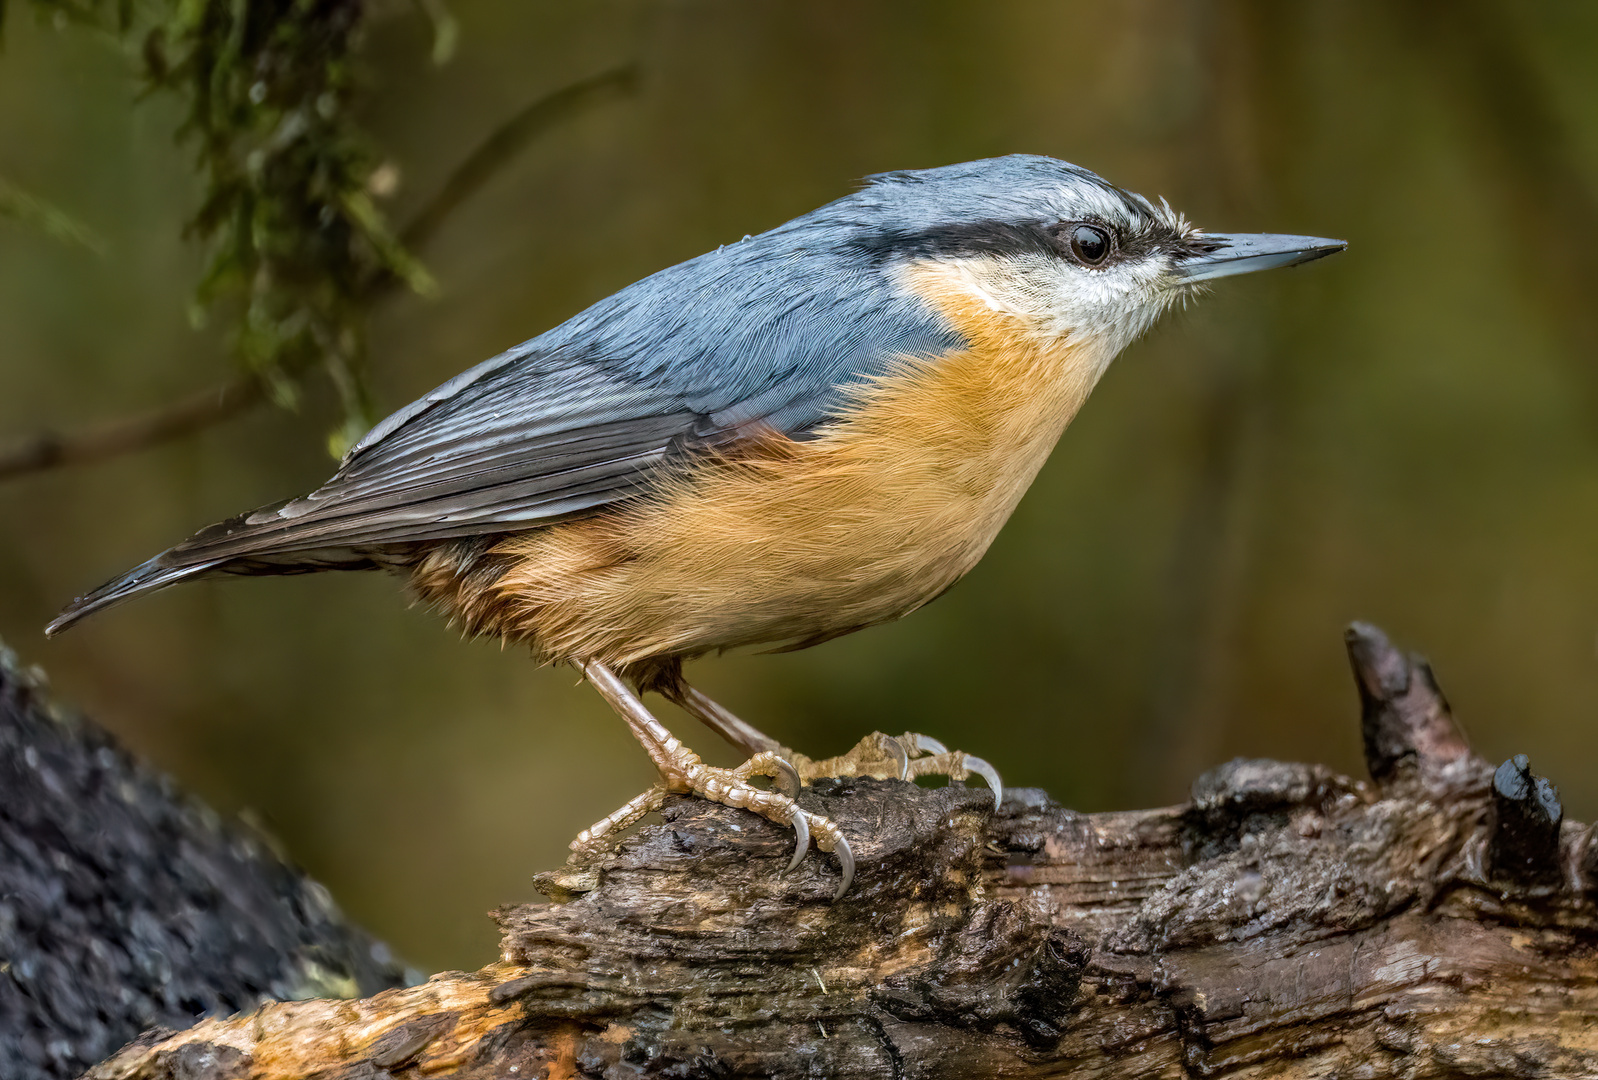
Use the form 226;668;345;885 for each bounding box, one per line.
684;757;856;890
792;730;933;783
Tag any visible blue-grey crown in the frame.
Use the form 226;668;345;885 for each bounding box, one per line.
777;154;1197;265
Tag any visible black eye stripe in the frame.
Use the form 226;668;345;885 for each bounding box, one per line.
849;216;1185;265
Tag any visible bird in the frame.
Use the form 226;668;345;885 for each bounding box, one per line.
47;155;1343;899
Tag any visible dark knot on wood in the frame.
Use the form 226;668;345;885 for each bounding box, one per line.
1488;753;1564;888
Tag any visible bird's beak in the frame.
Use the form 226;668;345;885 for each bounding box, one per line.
1173;233;1346;282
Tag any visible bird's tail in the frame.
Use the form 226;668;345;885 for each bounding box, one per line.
46;556;220;637
47;493;393;637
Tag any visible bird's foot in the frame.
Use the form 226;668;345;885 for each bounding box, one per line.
789;731;1003;810
544;748;855;902
567;660;856;899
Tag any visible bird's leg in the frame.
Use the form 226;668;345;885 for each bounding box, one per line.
664;677;1002;810
671;683;780;754
656;678;799;794
565;660;854;899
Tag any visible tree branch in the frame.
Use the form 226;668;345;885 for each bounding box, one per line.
392;63;638;260
84;624;1598;1078
0;64;638;484
0;372;266;480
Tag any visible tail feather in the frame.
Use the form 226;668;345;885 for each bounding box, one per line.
46;557;220;637
48;497;400;637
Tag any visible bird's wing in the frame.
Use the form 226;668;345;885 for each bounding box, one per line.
162;241;961;566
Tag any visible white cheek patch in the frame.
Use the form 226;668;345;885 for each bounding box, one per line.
952;254;1178;365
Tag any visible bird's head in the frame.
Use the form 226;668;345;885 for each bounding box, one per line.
838;154;1344;363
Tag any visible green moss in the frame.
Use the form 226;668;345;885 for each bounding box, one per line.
24;0;433;455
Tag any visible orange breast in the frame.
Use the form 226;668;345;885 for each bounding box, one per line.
411;259;1117;670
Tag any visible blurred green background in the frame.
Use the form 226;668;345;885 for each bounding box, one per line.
5;0;1598;971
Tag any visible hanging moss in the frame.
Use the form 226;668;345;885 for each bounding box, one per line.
24;0;434;457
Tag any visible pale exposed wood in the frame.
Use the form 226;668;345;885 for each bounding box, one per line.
83;625;1598;1078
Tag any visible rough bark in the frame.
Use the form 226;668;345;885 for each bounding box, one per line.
76;624;1598;1077
0;644;406;1080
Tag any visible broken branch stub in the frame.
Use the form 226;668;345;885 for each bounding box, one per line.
1344;620;1475;790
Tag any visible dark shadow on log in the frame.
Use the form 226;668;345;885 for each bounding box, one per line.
51;625;1598;1077
0;644;406;1080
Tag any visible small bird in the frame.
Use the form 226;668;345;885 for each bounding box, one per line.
48;155;1342;898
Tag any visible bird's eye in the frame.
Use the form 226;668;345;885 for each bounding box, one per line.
1069;224;1111;266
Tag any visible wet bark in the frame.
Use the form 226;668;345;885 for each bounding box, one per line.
80;624;1598;1078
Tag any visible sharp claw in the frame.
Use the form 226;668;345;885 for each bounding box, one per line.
886;736;910;780
911;733;948;757
831;834;855;901
963;755;1004;810
786;808;810;873
774;756;802;798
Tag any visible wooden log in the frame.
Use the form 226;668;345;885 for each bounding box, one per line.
82;626;1598;1078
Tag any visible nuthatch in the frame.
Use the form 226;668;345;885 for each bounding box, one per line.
49;155;1343;898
